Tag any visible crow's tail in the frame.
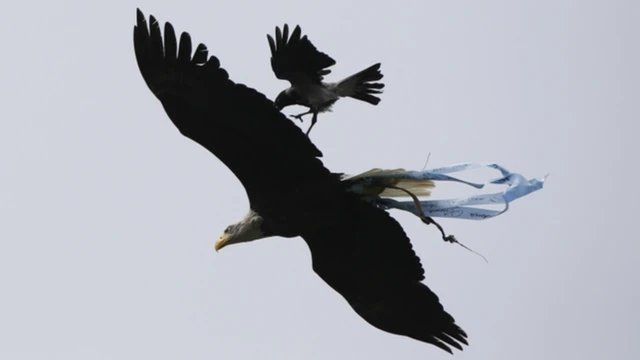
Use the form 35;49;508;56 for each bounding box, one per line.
335;63;385;105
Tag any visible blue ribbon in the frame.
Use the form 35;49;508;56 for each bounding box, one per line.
372;163;547;220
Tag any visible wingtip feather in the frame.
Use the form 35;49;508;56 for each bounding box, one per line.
267;34;276;55
275;26;283;50
291;25;302;42
136;8;145;24
282;24;289;44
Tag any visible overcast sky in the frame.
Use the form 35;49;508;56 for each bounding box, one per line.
1;1;638;359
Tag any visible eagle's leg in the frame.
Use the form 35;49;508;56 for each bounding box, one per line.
421;216;487;262
305;112;319;136
289;110;312;122
384;184;457;243
420;216;457;243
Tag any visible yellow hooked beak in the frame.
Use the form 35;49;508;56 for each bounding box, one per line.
215;233;231;252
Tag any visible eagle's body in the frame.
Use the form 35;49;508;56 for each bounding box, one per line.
133;9;468;354
268;24;385;135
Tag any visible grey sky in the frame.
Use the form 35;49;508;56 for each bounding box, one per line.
1;0;638;359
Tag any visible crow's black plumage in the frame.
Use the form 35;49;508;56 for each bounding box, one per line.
267;24;385;135
133;9;467;354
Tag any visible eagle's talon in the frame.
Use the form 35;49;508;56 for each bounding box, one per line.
420;216;456;243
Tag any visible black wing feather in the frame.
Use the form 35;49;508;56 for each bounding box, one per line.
267;24;336;86
303;198;468;353
163;23;177;63
133;9;334;205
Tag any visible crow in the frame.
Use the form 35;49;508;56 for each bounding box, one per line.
267;24;385;135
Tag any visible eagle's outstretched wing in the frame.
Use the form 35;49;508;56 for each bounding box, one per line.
302;197;469;354
133;10;335;206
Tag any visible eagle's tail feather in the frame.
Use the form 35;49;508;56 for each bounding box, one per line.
343;169;435;198
335;63;385;105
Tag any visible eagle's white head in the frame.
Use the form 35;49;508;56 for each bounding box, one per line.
215;210;268;251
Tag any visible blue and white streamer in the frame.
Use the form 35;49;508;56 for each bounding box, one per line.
372;163;547;220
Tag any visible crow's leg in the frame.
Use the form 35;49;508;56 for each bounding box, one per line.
289;110;312;122
305;112;319;136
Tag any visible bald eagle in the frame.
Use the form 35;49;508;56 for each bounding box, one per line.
268;24;385;135
133;9;468;354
